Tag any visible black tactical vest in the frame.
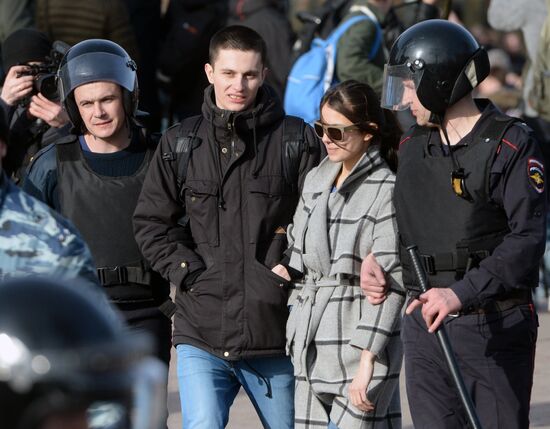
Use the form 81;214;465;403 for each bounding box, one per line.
395;118;512;290
56;138;165;303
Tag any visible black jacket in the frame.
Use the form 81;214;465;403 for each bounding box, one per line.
133;85;323;359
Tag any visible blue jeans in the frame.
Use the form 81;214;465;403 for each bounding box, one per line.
176;344;294;429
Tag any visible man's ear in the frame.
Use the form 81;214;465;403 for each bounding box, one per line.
261;67;269;83
205;63;214;84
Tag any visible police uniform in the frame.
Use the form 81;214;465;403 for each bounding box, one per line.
24;128;172;365
395;100;545;429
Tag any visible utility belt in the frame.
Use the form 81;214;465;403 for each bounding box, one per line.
96;264;176;318
404;247;532;315
419;249;490;277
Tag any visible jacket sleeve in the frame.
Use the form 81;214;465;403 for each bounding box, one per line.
451;124;547;308
335;17;385;95
133;129;205;288
22;143;60;210
349;178;406;355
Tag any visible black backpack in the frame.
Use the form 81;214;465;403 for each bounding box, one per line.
162;115;307;198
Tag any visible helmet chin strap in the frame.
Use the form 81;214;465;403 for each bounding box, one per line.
431;111;472;202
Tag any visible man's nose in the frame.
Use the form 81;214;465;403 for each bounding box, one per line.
93;103;104;117
232;76;245;91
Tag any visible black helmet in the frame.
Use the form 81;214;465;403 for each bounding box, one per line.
58;39;138;129
0;278;166;429
381;19;489;115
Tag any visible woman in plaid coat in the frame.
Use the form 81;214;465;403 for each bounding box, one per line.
278;81;406;428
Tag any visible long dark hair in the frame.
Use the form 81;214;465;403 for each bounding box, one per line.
320;80;401;172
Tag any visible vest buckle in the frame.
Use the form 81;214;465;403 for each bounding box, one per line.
420;254;436;275
97;266;128;286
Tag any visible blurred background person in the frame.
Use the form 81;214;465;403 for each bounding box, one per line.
156;0;227;125
227;0;295;102
487;0;550;163
0;28;70;183
476;48;522;116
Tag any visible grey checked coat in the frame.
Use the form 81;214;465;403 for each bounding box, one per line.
286;146;405;429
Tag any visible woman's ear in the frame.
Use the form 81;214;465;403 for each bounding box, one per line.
363;133;373;143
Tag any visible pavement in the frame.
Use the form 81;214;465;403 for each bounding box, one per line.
166;299;550;429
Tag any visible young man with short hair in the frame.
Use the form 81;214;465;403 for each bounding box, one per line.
134;25;323;429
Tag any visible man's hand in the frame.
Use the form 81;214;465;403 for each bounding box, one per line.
348;349;376;412
28;94;70;128
406;288;462;333
0;65;34;106
361;253;388;304
272;264;291;281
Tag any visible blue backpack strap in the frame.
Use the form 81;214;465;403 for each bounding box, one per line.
346;5;383;60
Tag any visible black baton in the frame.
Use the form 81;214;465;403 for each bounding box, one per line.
407;245;483;429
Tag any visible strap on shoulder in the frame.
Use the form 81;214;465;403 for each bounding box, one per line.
161;116;203;187
282;116;306;187
478;114;518;145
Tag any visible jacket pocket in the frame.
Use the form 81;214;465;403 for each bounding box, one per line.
247;175;296;244
184;179;219;246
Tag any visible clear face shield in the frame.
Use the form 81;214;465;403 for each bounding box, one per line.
380;63;424;111
0;334;167;429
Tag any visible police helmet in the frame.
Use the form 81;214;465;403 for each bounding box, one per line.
58;39;138;129
0;278;166;429
381;19;490;115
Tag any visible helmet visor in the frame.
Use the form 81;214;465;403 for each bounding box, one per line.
381;63;424;111
58;52;136;102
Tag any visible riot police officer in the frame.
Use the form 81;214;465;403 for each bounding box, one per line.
362;19;545;428
23;40;173;368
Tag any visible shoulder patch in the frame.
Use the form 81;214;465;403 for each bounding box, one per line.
528;158;545;193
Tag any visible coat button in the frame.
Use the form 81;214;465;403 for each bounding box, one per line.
221;147;228;154
180;262;187;268
223;351;229;357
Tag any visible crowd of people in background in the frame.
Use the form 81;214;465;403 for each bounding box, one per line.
0;1;549;429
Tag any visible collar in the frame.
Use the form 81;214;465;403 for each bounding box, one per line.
303;145;384;193
428;99;500;152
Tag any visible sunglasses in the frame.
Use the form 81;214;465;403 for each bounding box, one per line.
313;121;362;142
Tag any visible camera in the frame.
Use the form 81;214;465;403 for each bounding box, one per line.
16;41;70;103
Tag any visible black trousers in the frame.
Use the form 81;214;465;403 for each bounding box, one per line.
118;304;172;365
402;303;537;429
